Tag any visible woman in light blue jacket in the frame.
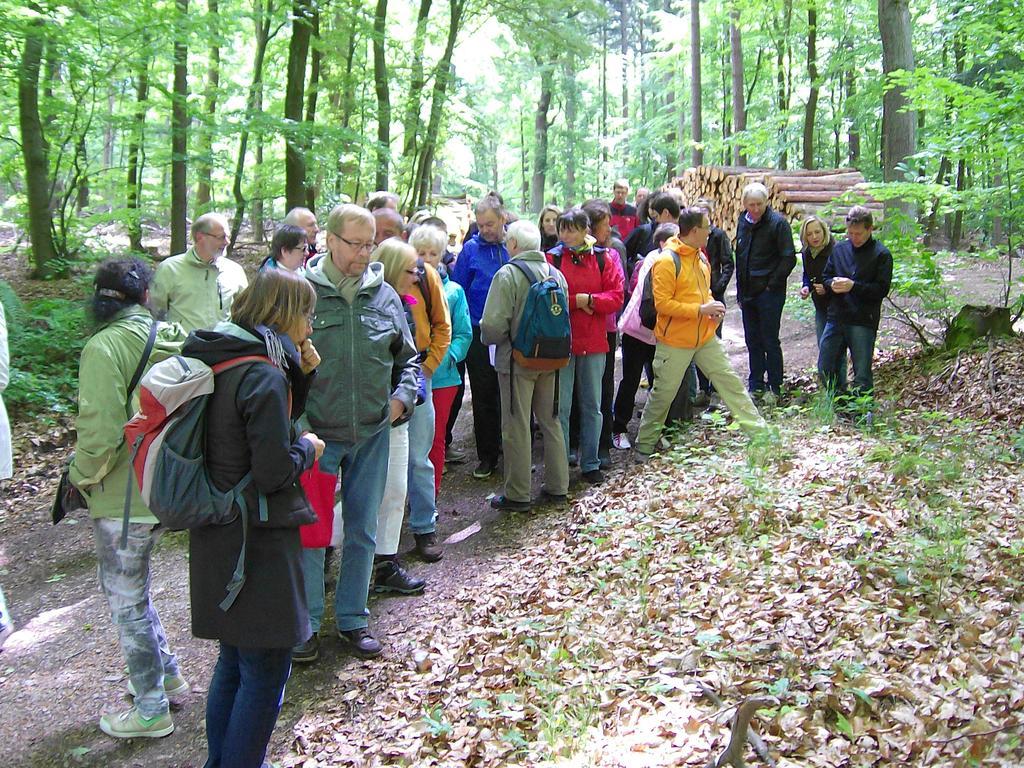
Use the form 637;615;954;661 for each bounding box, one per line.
411;225;471;496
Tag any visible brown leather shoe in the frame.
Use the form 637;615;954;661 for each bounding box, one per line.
414;532;443;562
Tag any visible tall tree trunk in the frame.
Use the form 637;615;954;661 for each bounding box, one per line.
878;0;915;182
230;0;274;250
285;0;311;210
335;5;359;196
411;0;465;208
601;25;608;165
564;56;577;202
845;46;860;164
774;0;793;169
170;0;189;256
304;8;321;210
520;112;528;210
729;5;745;165
530;63;553;214
76;136;89;212
619;0;629;120
372;0;391;192
196;0;220;209
401;0;433;160
949;35;966;246
20;11;59;277
251;0;269;242
801;2;818;169
127;53;150;253
103;85;115;169
690;0;703;166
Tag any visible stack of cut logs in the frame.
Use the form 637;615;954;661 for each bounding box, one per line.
670;166;883;240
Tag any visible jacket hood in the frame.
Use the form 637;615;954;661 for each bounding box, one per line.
304;254;384;292
182;322;301;373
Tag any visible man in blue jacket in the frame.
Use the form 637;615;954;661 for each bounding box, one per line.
451;194;509;478
819;206;892;400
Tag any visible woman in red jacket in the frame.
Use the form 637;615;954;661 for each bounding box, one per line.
546;208;623;484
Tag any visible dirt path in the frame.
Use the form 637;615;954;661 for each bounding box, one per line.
0;255;1009;767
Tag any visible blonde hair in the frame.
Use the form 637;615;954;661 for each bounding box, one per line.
374;237;418;292
326;203;374;239
741;182;769;204
799;215;833;251
230;268;316;333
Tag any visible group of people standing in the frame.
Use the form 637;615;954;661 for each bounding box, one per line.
1;173;891;767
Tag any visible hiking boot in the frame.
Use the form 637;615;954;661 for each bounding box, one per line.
292;633;320;664
707;393;724;411
338;627;383;659
693;391;710;408
99;706;174;739
472;460;496;479
445;447;467;465
612;433;631;450
373;558;426;594
634;451;651;465
490;495;532;512
599;451;612;470
127;673;190;698
414;532;443;562
581;469;605;484
538;489;568;505
568;451;579;467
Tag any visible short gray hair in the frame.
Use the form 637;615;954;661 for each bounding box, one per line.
741;182;769;204
409;224;447;256
283;206;315;227
506;220;541;252
191;212;229;240
326;203;374;237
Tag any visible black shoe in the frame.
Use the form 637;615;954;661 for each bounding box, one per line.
292;633;320;664
538;489;568;505
414;532;443;562
445;447;467;465
599;452;612;470
581;469;605;484
373;558;426;594
472;460;496;479
338;627;383;659
490;494;531;512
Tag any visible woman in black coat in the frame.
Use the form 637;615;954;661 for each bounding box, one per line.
182;268;325;768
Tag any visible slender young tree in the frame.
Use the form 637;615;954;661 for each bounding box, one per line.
801;0;818;169
127;48;150;253
372;0;391;192
690;0;703;166
196;0;221;209
170;0;189;256
284;0;312;210
730;3;746;165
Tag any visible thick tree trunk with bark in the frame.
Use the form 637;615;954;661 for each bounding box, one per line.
530;63;553;214
19;13;59;277
619;0;629;120
690;0;703;166
285;0;311;210
878;0;915;182
127;54;150;253
196;0;220;209
304;8;320;210
170;0;189;256
730;7;745;165
564;57;577;202
372;0;391;192
845;55;860;164
802;3;818;169
401;0;432;160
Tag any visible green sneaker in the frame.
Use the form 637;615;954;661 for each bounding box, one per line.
99;706;174;739
127;673;190;698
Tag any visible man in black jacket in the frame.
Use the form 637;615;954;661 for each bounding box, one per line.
819;206;892;398
734;182;796;399
623;192;681;295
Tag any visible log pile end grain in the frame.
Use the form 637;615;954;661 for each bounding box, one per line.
669;165;883;241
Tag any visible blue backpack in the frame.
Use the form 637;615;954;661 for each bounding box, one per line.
509;260;571;371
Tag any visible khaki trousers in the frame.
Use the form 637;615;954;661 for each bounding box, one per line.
635;337;766;454
498;369;569;503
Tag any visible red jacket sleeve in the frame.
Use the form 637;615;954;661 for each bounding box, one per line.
590;251;625;316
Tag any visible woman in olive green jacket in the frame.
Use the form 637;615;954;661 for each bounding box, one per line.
69;259;188;740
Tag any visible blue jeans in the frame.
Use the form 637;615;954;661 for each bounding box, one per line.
815;307;847;390
740;288;786;393
300;427;390;633
204;643;292;768
559;353;605;473
818;321;877;395
406;377;437;535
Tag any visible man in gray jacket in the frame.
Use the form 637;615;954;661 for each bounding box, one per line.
480;221;569;511
299;204;419;662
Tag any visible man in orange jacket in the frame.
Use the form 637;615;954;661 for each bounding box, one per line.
634;208;766;461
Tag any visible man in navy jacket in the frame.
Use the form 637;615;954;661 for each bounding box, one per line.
819;206;893;398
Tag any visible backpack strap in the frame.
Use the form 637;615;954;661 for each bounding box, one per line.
118;322;159;550
507;260;544;416
416;258;434;319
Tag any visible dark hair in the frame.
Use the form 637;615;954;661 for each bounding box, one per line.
581;199;611;229
652;223;680;249
649;191;681;220
845;205;874;228
268;224;306;261
677;207;707;236
421;215;448;233
90;258;153;323
557;207;589;233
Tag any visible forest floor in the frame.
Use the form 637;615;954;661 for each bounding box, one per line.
0;243;1020;767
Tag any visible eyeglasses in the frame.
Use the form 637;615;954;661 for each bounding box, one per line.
330;231;375;253
200;231;229;243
